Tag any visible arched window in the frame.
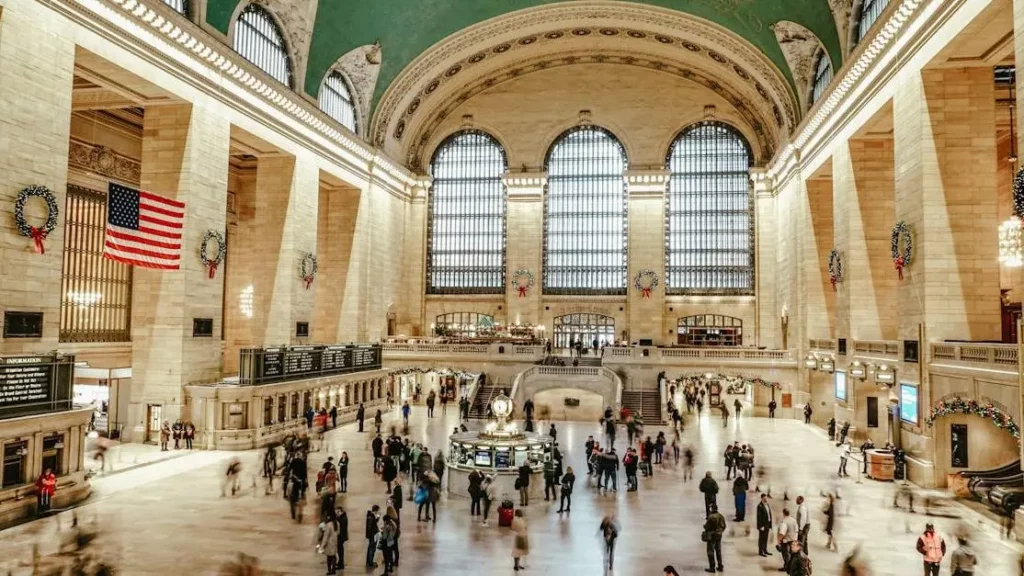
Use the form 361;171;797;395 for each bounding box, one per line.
855;0;891;44
427;131;507;293
160;0;189;15
810;51;833;105
543;126;628;294
319;71;358;132
553;313;615;349
233;4;292;87
665;122;753;295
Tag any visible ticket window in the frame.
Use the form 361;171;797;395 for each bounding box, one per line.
290;394;299;420
41;434;64;475
2;441;28;488
277;395;286;423
264;398;273;426
224;403;246;430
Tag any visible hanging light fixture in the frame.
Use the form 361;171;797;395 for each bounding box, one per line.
999;66;1023;268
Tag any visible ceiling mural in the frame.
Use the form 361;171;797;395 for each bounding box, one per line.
204;0;844;107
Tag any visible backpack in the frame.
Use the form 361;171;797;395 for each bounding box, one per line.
801;554;813;575
316;470;325;491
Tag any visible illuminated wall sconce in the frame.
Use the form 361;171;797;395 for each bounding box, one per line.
803;354;818;370
68;291;103;307
849;361;866;380
875;364;895;386
819;357;835;373
239;285;254;318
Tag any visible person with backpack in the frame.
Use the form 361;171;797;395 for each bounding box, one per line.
599;514;620;574
703;503;726;573
699;471;719;517
783;540;812;576
557;466;576;513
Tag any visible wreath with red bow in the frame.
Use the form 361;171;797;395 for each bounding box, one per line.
511;269;534;297
633;269;659;299
14;185;59;254
300;253;318;290
199;230;226;279
891;221;913;280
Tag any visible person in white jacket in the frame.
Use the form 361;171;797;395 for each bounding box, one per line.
838;441;851;477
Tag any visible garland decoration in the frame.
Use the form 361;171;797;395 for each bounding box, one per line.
199;230;227;279
300;253;318;290
633;269;659;299
511;269;535;298
14;185;59;254
891;221;913;280
674;373;782;390
1013;167;1024;218
926;397;1020;442
827;248;842;292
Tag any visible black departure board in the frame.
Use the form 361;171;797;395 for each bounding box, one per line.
239;344;382;385
0;354;75;420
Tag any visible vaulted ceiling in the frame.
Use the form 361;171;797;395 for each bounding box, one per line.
204;0;844;106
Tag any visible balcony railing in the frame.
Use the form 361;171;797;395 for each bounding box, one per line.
809;339;835;351
852;340;899;357
382;342;545;360
930;342;1018;369
603;347;794;364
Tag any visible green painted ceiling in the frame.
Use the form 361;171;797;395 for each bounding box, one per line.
206;0;842;111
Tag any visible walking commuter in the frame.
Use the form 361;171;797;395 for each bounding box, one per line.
557;466;575;513
356;403;365;432
543;455;558;501
320;512;339;575
768;399;777;418
950;536;976;576
599;514;620;575
699;471;720;517
481;476;495;526
778;508;799;568
803;404;812;424
517;460;532;506
795;495;811;551
733;474;749;521
512;509;529;572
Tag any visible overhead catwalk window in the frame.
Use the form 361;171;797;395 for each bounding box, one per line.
60;185;133;342
427;130;508;294
543;126;628;294
320;71;358;133
160;0;189;15
665;122;753;295
855;0;891;44
810;51;833;105
233;4;292;87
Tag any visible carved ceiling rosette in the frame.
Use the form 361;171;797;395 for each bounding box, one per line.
371;2;799;162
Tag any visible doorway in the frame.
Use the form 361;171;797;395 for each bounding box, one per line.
145;404;162;444
552;313;615;350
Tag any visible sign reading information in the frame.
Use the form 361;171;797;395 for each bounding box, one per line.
0;354;75;420
239;344;382;385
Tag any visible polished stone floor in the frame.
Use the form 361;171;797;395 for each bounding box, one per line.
1;402;1021;575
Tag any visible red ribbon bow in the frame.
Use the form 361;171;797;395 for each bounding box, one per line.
304;275;315;290
517;285;528;298
207;263;219;279
29;226;47;254
894;256;905;280
641;287;652;299
830;275;837;291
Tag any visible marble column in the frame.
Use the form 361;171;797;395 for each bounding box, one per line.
503;172;546;326
314;180;365;343
129;101;230;439
400;177;430;336
752;170;778;349
624;169;668;344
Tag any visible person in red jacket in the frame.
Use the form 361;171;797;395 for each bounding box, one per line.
916;523;946;576
36;468;56;515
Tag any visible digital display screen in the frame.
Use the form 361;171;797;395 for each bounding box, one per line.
495;450;511;468
835;370;847;401
900;384;919;424
474;451;492;467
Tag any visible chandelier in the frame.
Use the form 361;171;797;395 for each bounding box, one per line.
1000;217;1023;267
1000;66;1022;268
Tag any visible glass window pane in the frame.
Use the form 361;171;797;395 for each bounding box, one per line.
319;72;358;132
233;4;292;87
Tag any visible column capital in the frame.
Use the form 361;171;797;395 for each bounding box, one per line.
409;175;432;203
750;168;775;197
503;171;547;199
624;168;669;197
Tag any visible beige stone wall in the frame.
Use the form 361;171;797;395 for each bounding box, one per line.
0;0;76;354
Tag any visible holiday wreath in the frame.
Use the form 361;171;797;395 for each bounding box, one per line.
925;397;1020;441
633;269;659;299
827;248;842;291
14;185;59;254
300;253;318;290
199;230;227;279
891;220;913;280
510;269;535;298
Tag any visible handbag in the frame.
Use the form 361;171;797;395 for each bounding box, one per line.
701;530;710;542
414;487;428;505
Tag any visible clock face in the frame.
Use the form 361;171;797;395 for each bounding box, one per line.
492;394;512;418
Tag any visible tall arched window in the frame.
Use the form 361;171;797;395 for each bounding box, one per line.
543;126;627;294
427;131;507;294
855;0;891;44
160;0;189;15
810;51;833;105
319;71;358;133
665;122;753;295
233;4;292;87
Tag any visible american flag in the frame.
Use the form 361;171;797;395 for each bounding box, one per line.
103;183;185;270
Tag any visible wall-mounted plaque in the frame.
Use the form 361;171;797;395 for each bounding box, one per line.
837;338;847;356
296;322;309;338
3;311;43;339
903;340;919;363
192;318;213;338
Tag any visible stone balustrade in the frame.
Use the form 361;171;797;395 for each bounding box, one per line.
930;342;1018;370
382;342;545;361
603;347;795;366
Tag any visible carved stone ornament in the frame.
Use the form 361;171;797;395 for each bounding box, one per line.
772;21;825;111
332;43;383;135
829;0;854;55
68;140;141;183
